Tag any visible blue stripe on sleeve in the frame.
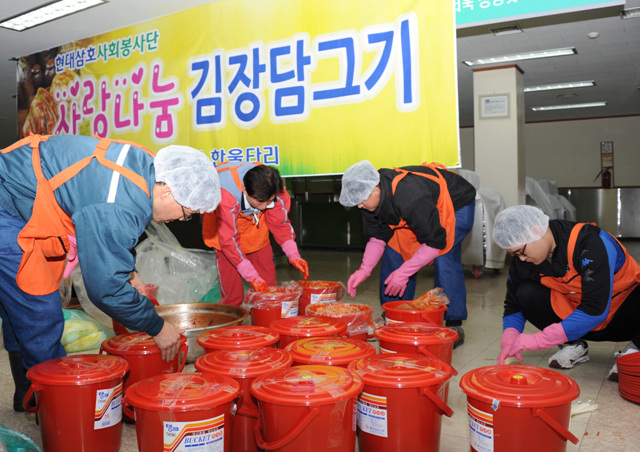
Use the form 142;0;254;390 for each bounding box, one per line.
503;312;526;332
561;231;619;340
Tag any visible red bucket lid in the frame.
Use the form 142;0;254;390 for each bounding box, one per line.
194;347;293;378
251;365;363;406
348;353;452;388
101;332;186;356
374;322;458;345
269;316;348;337
459;365;580;408
285;337;375;366
125;372;240;412
197;325;279;350
27;354;129;386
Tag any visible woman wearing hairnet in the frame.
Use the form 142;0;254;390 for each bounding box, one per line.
202;162;308;306
339;160;476;346
0;134;221;411
493;205;640;378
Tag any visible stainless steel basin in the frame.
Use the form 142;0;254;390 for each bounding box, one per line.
155;303;249;363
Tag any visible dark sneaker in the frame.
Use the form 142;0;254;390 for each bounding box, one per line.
450;325;465;349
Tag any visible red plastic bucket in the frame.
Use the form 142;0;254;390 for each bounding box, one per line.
246;286;303;327
306;302;374;341
375;322;458;371
24;354;129;452
195;348;294;452
382;300;447;325
269;316;348;348
348;353;454;452
197;325;280;353
285;337;376;368
460;365;580;452
123;372;240;452
100;332;188;392
296;280;346;316
251;365;364;451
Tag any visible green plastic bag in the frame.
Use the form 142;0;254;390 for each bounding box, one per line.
62;309;114;353
0;422;42;452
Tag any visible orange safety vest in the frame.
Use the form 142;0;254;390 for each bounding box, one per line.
203;162;271;253
386;163;456;261
1;134;154;296
542;223;640;331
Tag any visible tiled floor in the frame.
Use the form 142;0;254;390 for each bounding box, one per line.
1;244;639;451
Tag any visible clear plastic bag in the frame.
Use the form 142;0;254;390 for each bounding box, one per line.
394;287;450;311
69;222;222;329
134;222;221;305
243;285;303;314
61;309;114;353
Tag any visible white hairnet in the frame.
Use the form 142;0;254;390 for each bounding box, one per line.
154;145;221;213
493;205;549;249
339;160;380;207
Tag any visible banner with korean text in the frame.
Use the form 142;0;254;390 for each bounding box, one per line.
16;0;459;176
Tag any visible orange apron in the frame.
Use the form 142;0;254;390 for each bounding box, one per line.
2;134;154;296
542;223;640;331
204;162;270;253
387;163;456;261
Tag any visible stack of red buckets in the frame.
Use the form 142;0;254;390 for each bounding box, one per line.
616;351;640;402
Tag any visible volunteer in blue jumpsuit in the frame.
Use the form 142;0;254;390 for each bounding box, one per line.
0;134;221;411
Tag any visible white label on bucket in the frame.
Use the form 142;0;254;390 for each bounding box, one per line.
379;346;397;354
467;403;494;452
94;382;123;430
163;414;225;452
357;392;388;438
281;300;298;318
310;293;337;304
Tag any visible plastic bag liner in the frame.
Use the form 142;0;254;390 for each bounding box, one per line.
61;309;114;353
306;302;376;339
0;422;42;452
393;287;450;311
285;280;346;315
243;285;303;314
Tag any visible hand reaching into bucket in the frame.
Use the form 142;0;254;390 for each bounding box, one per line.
290;258;309;280
250;279;269;292
153;321;183;362
237;259;268;292
281;240;309;280
348;238;387;297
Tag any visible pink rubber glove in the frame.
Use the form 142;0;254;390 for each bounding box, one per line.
63;235;78;278
347;237;386;297
384;244;439;297
237;259;268;292
497;328;522;365
281;240;309;279
504;323;568;359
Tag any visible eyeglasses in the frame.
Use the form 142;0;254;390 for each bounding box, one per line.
508;244;527;257
180;205;192;222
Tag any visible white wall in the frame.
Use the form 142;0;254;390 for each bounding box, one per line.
459;115;640;188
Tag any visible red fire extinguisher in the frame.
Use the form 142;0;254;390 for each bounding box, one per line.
602;168;611;188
